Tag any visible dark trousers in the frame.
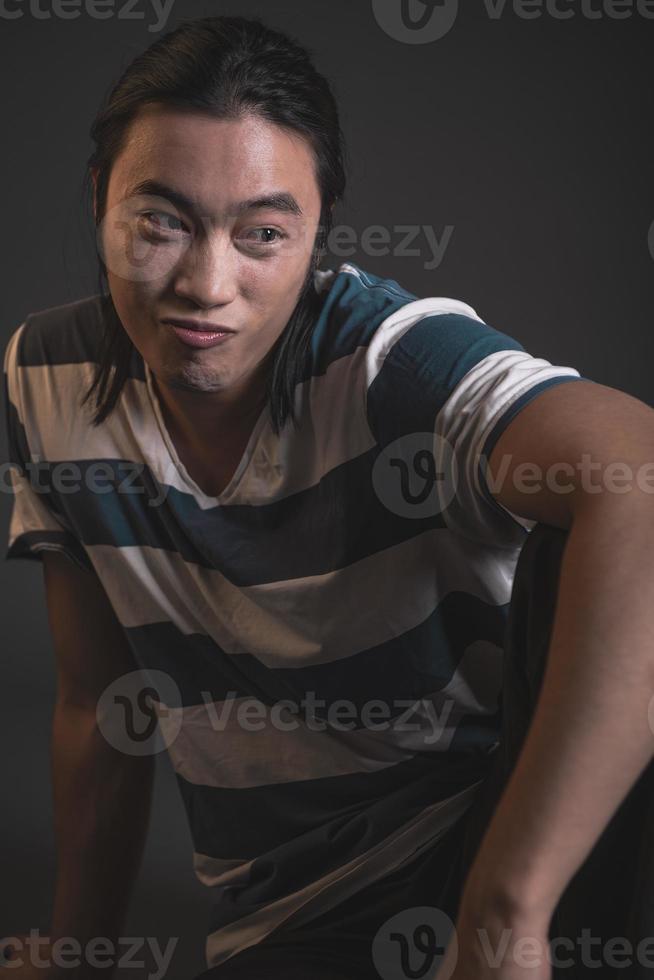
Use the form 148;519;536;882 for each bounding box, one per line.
196;524;654;980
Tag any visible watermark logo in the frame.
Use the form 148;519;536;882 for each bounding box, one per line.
372;0;459;43
372;432;458;519
96;668;182;756
372;906;456;979
96;194;193;283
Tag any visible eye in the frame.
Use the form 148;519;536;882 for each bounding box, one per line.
139;211;189;237
243;228;286;245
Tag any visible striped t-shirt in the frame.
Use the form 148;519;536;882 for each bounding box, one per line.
3;261;586;971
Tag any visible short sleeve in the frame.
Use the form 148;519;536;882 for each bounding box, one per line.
365;301;590;549
3;322;92;572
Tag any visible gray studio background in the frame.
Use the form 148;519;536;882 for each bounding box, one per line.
1;1;652;977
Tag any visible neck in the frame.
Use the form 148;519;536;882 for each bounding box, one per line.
151;364;269;453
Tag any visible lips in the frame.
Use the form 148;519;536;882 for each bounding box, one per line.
162;318;236;333
165;322;236;350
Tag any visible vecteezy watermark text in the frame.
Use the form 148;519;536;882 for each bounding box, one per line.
0;0;175;31
197;690;454;745
4;446;654;516
328;223;454;269
0;930;177;980
95;195;455;279
373;908;654;979
96;671;461;754
372;0;654;45
471;924;654;971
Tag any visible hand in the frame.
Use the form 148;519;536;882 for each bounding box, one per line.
0;964;49;979
1;932;57;978
438;907;553;980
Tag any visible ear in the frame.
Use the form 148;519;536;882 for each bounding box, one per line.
90;167;99;221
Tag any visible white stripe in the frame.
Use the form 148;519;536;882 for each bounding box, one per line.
363;293;483;393
156;643;502;789
11;345;376;508
85;525;516;662
6;470;76;543
434;349;581;544
193;853;252;890
7;291;484;512
10;359;205;499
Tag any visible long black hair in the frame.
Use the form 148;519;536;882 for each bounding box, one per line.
80;14;347;435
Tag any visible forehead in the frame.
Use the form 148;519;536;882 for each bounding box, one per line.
108;105;319;206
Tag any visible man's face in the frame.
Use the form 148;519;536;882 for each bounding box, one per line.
95;105;323;397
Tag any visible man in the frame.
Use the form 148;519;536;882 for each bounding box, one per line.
4;16;654;980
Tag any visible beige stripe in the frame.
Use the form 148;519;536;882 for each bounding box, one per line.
193;854;252;891
7;291;489;511
157;646;502;789
84;525;515;662
5;470;76;543
435;348;581;544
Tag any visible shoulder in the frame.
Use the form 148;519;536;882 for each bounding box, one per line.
5;293;107;371
315;263;525;434
313;261;515;370
3;294;127;455
309;262;420;372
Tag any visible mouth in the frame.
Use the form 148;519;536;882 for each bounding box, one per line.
161;318;236;350
161;317;236;334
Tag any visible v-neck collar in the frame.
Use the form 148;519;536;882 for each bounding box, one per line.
143;359;270;504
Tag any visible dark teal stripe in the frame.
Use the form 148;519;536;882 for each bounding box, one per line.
4;426;450;585
128;590;509;710
15;293;145;378
5;530;93;572
366;312;526;447
307;262;417;376
180;744;490;874
203;745;489;928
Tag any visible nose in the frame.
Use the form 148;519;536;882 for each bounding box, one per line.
172;235;238;309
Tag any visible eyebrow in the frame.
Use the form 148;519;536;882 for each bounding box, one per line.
125;179;304;219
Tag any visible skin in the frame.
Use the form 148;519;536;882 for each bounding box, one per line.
91;104;323;492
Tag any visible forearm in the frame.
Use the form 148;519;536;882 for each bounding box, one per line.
461;493;654;920
47;701;154;977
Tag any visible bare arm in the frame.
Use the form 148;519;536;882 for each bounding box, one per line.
33;551;155;979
